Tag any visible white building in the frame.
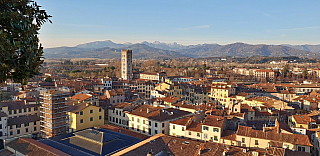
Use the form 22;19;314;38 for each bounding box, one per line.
101;77;112;90
126;105;191;136
108;102;139;128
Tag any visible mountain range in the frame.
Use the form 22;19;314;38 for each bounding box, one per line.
43;40;320;59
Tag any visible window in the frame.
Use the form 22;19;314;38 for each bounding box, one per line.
14;110;17;114
17;124;21;128
149;128;151;135
28;108;31;112
204;134;208;139
132;124;134;129
10;131;13;135
189;132;192;135
34;121;37;125
19;109;22;113
298;146;305;152
90;110;93;114
255;140;259;145
123;113;125;117
99;116;102;120
116;118;118;123
137;118;140;123
25;128;28;133
0;124;2;129
155;122;158;127
80;119;83;123
173;125;175;129
203;126;209;131
132;117;134;121
119;111;121;116
109;117;111;121
162;123;164;127
143;120;145;124
197;133;200;137
214;136;218;141
137;125;140;131
155;130;158;134
149;121;151;126
119;119;121;124
116;110;118;115
213;128;219;132
34;127;37;131
99;108;102;112
182;127;185;131
34;107;38;111
25;123;29;127
112;117;115;122
9;111;12;115
242;138;245;143
24;108;27;112
17;129;20;134
90;117;93;121
80;111;83;115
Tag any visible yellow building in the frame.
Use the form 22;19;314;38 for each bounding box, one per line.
288;115;316;129
234;125;312;153
68;103;105;132
202;115;225;143
155;82;171;91
169;83;183;98
209;82;236;107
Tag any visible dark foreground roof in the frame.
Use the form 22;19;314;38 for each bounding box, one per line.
39;128;142;156
6;138;70;156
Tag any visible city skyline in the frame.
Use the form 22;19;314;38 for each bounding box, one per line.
38;0;320;48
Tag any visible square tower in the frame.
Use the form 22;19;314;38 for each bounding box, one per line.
121;50;133;80
40;90;69;138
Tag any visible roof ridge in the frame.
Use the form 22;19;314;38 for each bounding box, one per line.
20;138;69;156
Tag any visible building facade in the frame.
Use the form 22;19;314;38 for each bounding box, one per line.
121;50;133;80
40;90;69;138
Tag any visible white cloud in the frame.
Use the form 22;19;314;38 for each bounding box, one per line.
178;25;210;31
277;26;320;31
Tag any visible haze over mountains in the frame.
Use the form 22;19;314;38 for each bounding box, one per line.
44;40;320;59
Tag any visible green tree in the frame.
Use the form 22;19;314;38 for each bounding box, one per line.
0;0;51;83
302;69;308;79
44;76;52;82
281;64;289;77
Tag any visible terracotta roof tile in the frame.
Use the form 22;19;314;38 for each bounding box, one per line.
236;125;312;146
203;115;225;128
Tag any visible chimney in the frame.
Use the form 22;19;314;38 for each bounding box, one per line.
147;108;149;113
147;151;153;156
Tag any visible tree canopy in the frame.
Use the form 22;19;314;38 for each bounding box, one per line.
0;0;51;83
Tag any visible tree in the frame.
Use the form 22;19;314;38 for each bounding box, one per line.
0;0;51;83
44;76;52;82
281;64;289;77
302;69;308;79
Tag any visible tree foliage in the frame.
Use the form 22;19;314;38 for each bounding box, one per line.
0;0;51;83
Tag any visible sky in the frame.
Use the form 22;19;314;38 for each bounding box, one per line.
37;0;320;48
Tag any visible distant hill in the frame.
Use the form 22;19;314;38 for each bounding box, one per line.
75;40;132;49
43;40;320;59
282;44;320;53
179;43;314;57
44;43;186;59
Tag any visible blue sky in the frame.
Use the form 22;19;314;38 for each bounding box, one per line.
38;0;320;48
